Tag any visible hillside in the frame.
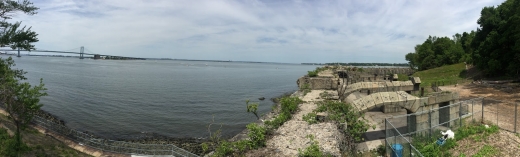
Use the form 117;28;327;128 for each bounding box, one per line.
412;63;467;87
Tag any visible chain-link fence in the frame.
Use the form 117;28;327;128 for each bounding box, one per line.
385;98;484;157
0;101;199;157
481;98;520;133
32;115;199;157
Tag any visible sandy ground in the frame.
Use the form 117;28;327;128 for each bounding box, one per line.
246;90;342;157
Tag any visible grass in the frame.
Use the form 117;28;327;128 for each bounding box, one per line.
397;74;409;81
412;63;467;87
412;121;499;157
0;114;92;157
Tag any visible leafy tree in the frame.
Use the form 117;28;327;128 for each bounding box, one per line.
405;32;474;71
472;0;520;76
0;0;39;51
0;1;41;156
0;57;47;156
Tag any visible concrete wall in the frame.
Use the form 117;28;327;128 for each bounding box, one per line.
297;76;339;90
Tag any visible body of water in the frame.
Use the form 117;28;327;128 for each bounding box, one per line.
4;56;317;139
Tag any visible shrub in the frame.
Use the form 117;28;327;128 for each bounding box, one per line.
298;135;332;157
265;96;302;130
246;123;266;149
307;70;318;77
316;101;370;142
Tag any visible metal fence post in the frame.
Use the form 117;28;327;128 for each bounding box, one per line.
428;110;432;138
472;100;474;122
515;103;518;133
385;119;388;156
497;100;499;126
459;102;462;128
482;98;485;123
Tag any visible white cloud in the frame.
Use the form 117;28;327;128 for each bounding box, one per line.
13;0;504;63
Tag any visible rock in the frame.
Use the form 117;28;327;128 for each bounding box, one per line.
259;97;265;100
316;112;328;122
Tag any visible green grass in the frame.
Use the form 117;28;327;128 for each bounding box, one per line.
412;63;467;87
397;74;409;81
0;115;92;157
412;122;499;157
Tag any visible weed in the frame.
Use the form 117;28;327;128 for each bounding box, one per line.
298;135;332;157
473;145;497;157
316;100;370;142
307;70;318;77
246;123;266;149
302;113;318;124
301;83;311;96
413;123;499;157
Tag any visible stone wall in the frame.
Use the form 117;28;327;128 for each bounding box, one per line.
297;76;339;90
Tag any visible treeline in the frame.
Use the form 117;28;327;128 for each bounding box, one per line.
406;0;520;76
324;63;409;66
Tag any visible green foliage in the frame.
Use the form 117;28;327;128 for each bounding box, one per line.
315;101;370;142
246;99;259;120
411;63;466;87
0;57;47;156
405;34;470;71
413;123;499;157
212;141;234;157
307;67;328;77
471;0;520;76
246;123;266;149
473;145;498;157
0;0;39;50
300;83;311;96
0;128;30;157
298;135;332;157
397;74;409;81
264;96;302;130
302;112;318;124
211;97;302;156
307;70;318;77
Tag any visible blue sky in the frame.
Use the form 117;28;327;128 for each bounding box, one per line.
15;0;504;63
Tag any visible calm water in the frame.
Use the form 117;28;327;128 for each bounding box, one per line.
5;56;317;139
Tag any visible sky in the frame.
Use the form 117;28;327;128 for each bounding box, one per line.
13;0;505;63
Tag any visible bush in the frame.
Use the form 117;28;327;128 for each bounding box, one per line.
265;96;302;130
315;101;370;142
298;135;332;157
246;123;266;149
307;70;318;77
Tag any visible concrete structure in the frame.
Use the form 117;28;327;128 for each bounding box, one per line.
297;76;339;90
339;81;416;102
350;91;460;134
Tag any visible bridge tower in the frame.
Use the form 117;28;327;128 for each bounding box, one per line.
80;46;84;59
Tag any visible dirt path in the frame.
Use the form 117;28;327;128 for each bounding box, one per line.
247;90;342;157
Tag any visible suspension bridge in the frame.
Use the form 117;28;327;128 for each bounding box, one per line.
0;46;144;60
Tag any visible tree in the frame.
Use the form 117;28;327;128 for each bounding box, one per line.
0;0;39;51
0;1;41;156
471;0;520;76
0;57;47;156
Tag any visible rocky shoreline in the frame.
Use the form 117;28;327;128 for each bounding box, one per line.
1;90;299;156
